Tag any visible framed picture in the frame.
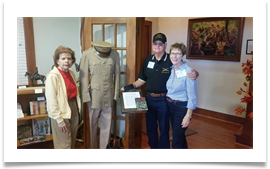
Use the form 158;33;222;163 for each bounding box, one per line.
120;88;147;114
246;39;253;55
186;17;245;62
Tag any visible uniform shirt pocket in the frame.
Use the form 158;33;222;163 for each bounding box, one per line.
89;62;101;75
106;59;115;73
107;63;114;72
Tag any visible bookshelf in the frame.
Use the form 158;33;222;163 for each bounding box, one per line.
17;86;45;95
17;86;53;148
17;114;48;121
17;134;53;147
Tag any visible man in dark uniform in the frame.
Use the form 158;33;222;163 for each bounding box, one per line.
122;33;198;149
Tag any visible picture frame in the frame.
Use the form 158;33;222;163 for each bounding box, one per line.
246;39;253;55
186;17;245;62
120;88;147;114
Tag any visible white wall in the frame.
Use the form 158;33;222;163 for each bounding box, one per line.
33;17;81;81
147;17;253;117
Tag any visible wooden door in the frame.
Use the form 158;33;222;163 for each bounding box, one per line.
141;20;152;98
81;17;145;149
138;20;152;119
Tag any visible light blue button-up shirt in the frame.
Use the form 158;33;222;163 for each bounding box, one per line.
166;61;197;110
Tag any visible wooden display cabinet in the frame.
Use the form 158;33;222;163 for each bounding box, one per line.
17;87;53;148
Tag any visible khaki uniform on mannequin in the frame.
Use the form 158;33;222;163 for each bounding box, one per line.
79;41;120;149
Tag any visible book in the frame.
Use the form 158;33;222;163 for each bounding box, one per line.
17;125;32;140
29;101;39;115
135;97;148;110
32;117;51;136
46;100;48;114
29;101;34;115
19;135;46;146
38;100;46;114
44;100;48;114
34;101;39;115
121;89;149;113
17;103;24;119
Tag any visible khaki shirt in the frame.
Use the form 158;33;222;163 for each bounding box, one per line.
79;47;120;108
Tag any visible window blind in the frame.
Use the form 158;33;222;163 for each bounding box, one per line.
17;17;28;85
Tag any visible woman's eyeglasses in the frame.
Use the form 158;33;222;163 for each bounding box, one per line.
170;52;183;56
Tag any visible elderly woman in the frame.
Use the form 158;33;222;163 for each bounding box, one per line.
45;46;81;149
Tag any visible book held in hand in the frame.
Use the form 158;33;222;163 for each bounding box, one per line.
135;97;148;110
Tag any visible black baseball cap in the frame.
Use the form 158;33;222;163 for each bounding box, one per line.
153;33;167;44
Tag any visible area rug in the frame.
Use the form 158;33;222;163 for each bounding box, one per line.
142;117;197;140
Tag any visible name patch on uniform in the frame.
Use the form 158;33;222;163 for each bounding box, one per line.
161;67;169;73
147;61;155;69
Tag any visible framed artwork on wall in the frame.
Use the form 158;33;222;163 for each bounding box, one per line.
186;17;245;62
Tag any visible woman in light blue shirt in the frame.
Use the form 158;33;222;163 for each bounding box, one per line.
166;43;197;149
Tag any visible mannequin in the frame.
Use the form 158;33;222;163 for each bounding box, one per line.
94;46;111;57
79;41;120;149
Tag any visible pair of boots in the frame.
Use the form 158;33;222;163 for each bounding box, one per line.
106;138;125;149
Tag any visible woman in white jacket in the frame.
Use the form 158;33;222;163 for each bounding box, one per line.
45;46;81;149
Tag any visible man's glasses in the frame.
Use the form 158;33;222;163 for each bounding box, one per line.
153;42;164;47
170;52;183;56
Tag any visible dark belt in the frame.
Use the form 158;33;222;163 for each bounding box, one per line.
68;97;77;102
147;92;167;97
166;97;182;103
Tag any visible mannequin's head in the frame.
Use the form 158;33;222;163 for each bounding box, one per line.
94;46;111;57
91;41;113;57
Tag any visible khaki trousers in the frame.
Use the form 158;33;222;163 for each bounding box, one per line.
51;98;79;149
87;102;112;149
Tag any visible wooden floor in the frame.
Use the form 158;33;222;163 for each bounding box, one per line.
142;113;252;149
18;113;252;149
